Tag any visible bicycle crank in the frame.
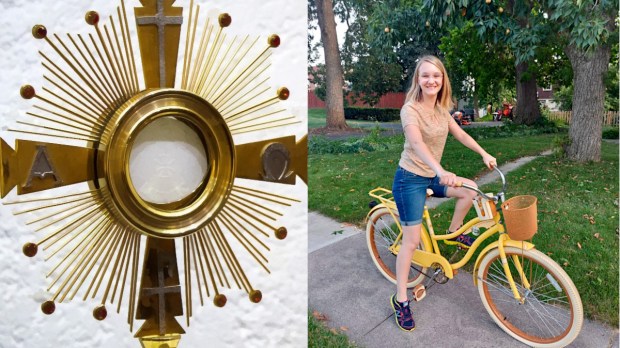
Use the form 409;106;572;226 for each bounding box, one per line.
429;263;449;284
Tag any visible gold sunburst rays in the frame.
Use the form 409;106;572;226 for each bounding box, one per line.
6;187;142;327
180;2;298;135
1;0;306;344
10;3;140;143
180;182;299;326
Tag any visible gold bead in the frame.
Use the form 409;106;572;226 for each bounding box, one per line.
275;227;287;240
249;290;262;303
218;13;232;27
268;34;281;48
22;242;38;257
214;294;227;307
277;87;290;100
85;11;100;26
20;85;36;100
32;25;47;39
93;305;107;320
41;301;55;315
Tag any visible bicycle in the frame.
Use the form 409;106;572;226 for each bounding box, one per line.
365;167;583;347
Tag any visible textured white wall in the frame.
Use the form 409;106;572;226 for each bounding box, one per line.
0;1;307;347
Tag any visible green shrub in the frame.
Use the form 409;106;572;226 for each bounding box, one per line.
602;126;619;139
552;134;571;158
308;136;390;155
344;107;400;122
308;128;394;155
463;122;566;140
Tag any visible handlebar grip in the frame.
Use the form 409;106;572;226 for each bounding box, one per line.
455;181;463;187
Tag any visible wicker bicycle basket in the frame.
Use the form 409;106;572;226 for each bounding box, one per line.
501;195;538;241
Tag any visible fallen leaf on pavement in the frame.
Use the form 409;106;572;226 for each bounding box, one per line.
313;310;328;321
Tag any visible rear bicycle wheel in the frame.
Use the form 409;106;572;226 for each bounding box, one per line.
366;207;427;288
477;247;583;347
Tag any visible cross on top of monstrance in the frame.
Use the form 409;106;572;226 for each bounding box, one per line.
1;1;306;347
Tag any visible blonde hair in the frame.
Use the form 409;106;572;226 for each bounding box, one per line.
404;55;453;111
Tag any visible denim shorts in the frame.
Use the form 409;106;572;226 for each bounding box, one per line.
392;166;448;226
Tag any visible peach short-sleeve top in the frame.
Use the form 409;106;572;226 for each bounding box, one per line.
398;102;453;177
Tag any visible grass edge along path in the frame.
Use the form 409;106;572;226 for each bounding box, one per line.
309;311;361;348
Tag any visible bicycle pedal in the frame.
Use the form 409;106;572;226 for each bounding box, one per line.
412;284;426;302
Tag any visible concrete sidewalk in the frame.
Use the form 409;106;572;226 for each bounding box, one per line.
308;155;619;347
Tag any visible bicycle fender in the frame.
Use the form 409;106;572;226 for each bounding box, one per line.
472;240;535;286
365;204;390;222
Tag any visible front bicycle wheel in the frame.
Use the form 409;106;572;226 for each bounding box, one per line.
477;247;583;347
366;207;427;288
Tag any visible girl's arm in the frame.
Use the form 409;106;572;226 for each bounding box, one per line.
448;120;497;168
404;124;458;186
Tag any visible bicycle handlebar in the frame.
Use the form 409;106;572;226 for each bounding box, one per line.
456;166;507;202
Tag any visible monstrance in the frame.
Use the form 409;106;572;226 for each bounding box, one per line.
0;1;306;347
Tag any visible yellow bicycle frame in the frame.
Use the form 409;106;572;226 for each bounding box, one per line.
366;187;535;301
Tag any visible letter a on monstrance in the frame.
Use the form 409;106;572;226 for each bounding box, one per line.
23;145;62;188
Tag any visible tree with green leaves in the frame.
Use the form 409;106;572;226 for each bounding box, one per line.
366;1;445;89
310;0;406;110
425;1;551;126
336;0;404;106
551;1;618;161
424;0;617;161
439;21;515;116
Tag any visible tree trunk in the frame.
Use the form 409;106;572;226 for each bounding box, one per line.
316;0;348;129
564;43;611;162
514;61;540;125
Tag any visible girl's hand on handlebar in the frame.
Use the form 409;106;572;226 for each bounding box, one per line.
482;153;497;170
438;170;458;187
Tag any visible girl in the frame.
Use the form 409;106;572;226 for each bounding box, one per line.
390;56;496;331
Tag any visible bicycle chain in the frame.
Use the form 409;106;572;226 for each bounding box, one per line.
410;249;463;290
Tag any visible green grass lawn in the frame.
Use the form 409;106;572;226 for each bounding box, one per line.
309;134;619;327
309;312;360;348
430;142;619;326
309;108;398;129
310;133;558;224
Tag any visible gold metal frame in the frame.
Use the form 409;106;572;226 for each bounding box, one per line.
0;1;306;345
100;88;235;238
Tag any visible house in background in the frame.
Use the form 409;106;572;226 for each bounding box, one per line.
537;85;559;111
308;65;405;109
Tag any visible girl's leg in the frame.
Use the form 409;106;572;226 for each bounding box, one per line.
396;224;421;302
445;177;477;231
